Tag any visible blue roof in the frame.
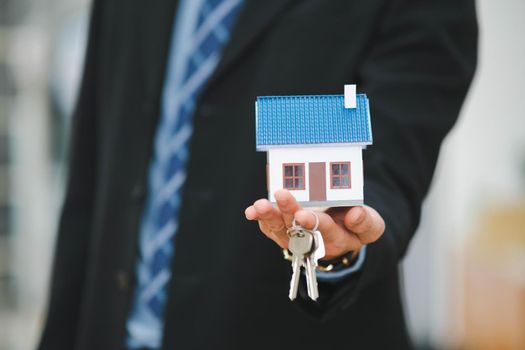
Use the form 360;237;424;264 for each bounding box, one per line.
256;94;372;150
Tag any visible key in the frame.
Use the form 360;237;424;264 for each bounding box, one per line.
287;227;314;300
311;230;325;264
304;254;319;300
288;227;313;300
304;230;325;300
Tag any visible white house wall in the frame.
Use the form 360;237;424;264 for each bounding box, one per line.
267;146;364;205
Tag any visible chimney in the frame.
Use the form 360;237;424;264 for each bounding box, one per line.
344;84;356;109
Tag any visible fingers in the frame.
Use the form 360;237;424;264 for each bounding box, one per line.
245;191;302;250
274;189;301;227
293;206;385;259
344;206;385;244
244;206;258;220
245;193;385;259
245;199;288;248
294;209;361;259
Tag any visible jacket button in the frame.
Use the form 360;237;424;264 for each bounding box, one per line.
115;271;130;292
131;183;146;201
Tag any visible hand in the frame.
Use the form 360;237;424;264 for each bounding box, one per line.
245;189;385;260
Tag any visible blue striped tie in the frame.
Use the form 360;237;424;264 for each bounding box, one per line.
134;0;242;334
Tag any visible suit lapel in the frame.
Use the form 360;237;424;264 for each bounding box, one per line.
117;0;179;269
202;0;297;96
138;0;297;102
138;0;179;104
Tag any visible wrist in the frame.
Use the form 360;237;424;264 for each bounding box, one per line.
282;247;361;272
317;249;360;272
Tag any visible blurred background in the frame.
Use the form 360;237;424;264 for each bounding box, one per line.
0;0;524;349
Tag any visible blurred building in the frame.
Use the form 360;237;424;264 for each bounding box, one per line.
0;0;89;349
402;0;525;348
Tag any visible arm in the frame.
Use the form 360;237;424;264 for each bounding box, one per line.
38;1;101;348
355;0;477;291
246;0;477;318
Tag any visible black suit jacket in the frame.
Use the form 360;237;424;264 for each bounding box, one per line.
38;0;477;349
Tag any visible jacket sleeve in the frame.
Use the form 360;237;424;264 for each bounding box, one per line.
297;0;478;318
37;1;101;349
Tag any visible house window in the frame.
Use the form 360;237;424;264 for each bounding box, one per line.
330;162;351;189
283;163;305;190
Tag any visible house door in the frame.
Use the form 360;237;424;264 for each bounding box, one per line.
309;162;326;201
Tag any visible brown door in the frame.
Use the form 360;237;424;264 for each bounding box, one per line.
309;162;326;201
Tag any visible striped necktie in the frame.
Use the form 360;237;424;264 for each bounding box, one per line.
131;0;243;340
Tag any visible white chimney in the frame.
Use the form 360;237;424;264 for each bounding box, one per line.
344;84;356;109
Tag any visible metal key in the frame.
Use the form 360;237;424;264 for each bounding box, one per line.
287;227;314;300
304;230;324;300
311;230;326;264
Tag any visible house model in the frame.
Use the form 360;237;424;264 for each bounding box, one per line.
255;85;373;207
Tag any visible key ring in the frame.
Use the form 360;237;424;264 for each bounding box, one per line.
292;211;320;232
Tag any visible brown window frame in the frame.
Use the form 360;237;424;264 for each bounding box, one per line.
330;162;351;189
282;163;305;191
